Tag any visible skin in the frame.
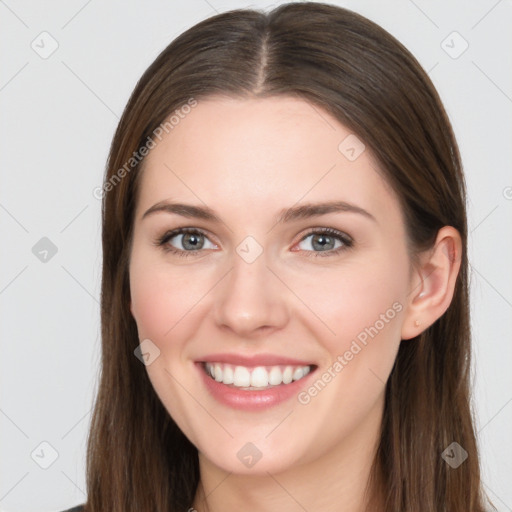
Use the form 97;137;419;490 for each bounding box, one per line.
129;96;461;512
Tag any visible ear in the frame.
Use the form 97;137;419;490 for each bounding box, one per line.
401;226;462;340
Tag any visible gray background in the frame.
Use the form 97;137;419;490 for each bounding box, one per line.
0;0;511;510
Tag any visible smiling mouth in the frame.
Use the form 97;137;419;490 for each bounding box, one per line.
201;362;316;390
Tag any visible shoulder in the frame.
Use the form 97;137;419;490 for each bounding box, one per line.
59;506;85;512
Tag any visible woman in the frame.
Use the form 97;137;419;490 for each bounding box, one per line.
64;2;495;511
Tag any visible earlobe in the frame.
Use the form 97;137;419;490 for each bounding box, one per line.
401;226;462;340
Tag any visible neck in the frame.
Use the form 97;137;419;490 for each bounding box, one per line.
192;393;385;512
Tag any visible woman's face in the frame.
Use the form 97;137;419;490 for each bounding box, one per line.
129;95;414;475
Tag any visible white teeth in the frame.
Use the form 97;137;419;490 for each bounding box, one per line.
204;362;312;389
214;364;223;382
250;367;269;387
233;366;251;387
223;365;234;384
292;367;304;381
282;366;293;384
268;366;282;386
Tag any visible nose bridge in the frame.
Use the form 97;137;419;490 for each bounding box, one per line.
213;244;289;335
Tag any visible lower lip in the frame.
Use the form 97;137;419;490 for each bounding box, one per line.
196;363;316;411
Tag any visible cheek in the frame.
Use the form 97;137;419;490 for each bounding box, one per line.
129;252;207;343
130;269;172;341
288;256;406;442
129;256;204;435
295;256;406;350
289;253;408;409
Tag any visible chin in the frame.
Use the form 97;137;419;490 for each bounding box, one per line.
198;440;307;476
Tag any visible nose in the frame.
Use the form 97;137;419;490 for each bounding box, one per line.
213;251;290;338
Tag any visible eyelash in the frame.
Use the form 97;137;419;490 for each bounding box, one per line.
154;227;354;259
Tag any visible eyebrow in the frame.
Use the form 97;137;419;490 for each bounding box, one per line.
141;200;377;224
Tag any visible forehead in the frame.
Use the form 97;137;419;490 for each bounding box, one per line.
136;95;401;226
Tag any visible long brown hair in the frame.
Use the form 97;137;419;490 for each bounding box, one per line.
85;2;495;511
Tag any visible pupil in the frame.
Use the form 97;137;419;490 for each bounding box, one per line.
183;233;203;250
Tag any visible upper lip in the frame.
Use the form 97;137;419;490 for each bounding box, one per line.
197;353;315;367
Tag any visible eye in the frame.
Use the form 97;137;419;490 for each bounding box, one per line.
295;228;353;257
155;227;353;258
156;228;217;256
